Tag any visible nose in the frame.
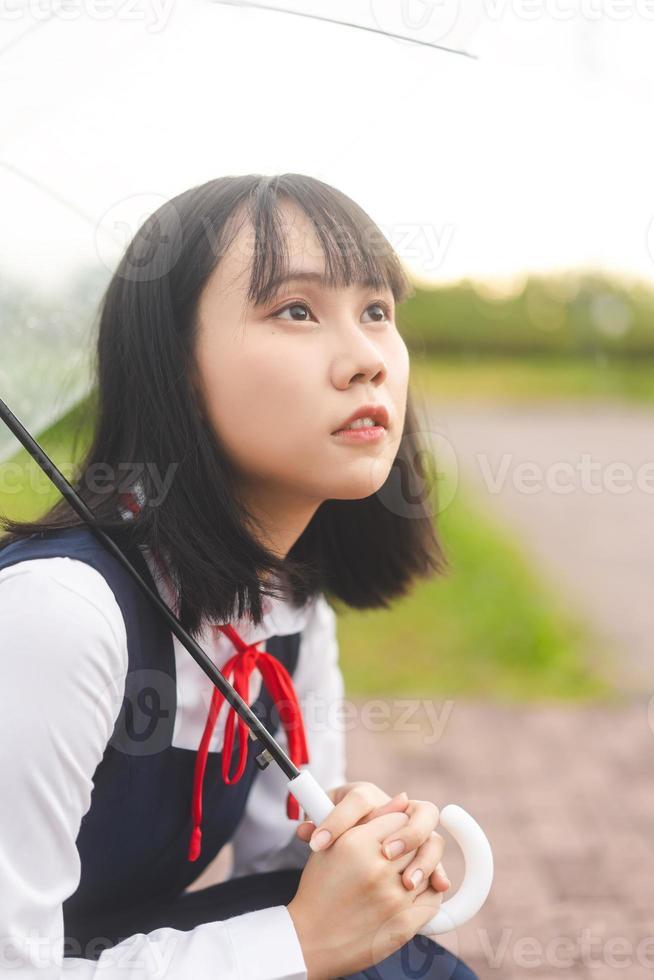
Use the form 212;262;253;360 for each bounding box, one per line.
331;331;388;389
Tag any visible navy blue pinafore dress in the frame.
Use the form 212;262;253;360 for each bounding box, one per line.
0;526;478;980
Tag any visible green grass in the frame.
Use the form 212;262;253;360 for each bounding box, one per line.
400;271;654;356
0;397;94;525
332;480;616;702
1;396;617;703
409;354;654;404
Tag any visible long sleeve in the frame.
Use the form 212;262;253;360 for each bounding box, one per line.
0;557;307;980
228;592;348;878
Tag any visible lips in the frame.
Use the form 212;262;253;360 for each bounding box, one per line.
331;403;390;434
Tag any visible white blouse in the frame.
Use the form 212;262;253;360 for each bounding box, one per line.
0;547;347;979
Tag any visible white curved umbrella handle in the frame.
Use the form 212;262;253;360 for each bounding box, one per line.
288;770;494;937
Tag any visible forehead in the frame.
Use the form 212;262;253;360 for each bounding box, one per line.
198;195;397;329
217;200;323;298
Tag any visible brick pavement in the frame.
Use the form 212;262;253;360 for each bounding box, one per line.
190;696;654;979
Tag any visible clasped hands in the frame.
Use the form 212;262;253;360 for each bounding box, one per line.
295;780;451;894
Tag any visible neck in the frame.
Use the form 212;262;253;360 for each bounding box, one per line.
238;482;322;564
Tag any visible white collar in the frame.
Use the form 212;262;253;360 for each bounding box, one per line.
120;480;315;641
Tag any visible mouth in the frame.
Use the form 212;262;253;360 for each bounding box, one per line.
330;404;390;435
330;425;387;443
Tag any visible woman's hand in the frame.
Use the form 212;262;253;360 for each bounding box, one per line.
294;780;451;894
288;810;445;980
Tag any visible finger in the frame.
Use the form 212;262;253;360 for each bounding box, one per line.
380;801;440;860
407;884;445;930
359;791;409;824
327;781;387;809
299;792;407;844
400;835;446;892
295;820;316;841
309;785;407;851
311;806;411;853
408;870;433;899
429;861;452;892
296;792;408;841
400;834;445;891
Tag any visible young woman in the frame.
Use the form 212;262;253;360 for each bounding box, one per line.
0;173;478;979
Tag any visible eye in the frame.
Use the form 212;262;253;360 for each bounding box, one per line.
270;301;316;322
269;299;392;324
362;301;392;323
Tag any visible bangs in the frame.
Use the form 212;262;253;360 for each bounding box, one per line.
228;174;415;309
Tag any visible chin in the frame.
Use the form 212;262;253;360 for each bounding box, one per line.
327;473;390;500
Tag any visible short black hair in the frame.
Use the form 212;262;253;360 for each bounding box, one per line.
0;173;448;635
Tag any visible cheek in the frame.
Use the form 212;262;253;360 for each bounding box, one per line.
384;335;410;426
392;334;410;389
202;346;318;478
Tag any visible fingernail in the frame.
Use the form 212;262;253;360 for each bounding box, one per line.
383;839;405;859
310;828;332;851
439;874;451;889
410;869;423;888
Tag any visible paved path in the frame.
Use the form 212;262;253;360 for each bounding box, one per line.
190;699;654;979
344;698;654;980
187;400;654;978
421;399;654;693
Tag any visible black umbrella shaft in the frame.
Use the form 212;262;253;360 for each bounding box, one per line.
0;396;300;781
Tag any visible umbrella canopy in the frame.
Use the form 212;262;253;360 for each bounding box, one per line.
0;0;477;461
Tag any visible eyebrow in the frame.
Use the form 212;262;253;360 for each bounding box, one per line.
266;269;392;294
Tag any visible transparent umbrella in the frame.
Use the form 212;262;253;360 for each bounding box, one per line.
0;0;477;460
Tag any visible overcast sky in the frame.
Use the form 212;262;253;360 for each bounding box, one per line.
2;0;654;292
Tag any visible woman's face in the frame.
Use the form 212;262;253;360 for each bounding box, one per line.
192;200;410;549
